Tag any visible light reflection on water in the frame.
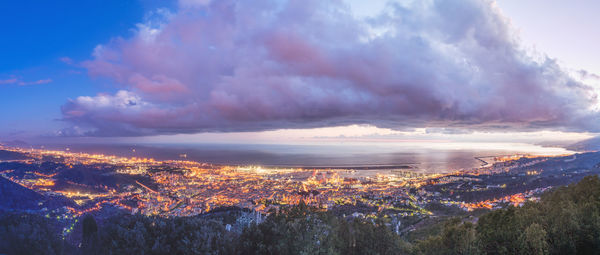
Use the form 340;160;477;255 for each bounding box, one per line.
39;142;573;173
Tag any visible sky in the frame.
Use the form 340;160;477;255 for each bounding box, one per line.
1;0;599;148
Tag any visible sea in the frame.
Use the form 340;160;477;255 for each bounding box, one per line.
36;142;575;173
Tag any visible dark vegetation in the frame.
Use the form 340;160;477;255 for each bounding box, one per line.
0;176;46;209
238;202;411;254
0;213;74;255
413;175;600;255
2;175;600;254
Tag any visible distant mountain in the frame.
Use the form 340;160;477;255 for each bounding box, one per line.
567;136;600;152
0;150;31;160
0;140;29;147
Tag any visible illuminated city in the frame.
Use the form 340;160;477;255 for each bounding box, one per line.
1;144;590;220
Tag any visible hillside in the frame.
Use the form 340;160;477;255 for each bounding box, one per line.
0;176;45;210
567;136;600;152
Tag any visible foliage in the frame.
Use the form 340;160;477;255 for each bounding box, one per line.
238;201;411;255
95;214;237;255
414;218;478;255
414;175;600;255
0;212;72;255
81;214;99;255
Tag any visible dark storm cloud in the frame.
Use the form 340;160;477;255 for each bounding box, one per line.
61;0;599;136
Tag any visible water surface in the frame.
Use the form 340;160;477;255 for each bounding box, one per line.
36;142;572;173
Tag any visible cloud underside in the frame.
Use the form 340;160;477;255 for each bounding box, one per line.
61;0;599;136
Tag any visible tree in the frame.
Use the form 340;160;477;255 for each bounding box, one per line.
415;218;478;255
0;212;71;255
518;223;548;255
81;214;99;255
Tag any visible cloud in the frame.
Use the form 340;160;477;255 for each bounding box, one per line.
62;0;600;136
0;77;52;86
59;57;74;65
178;0;212;8
0;78;18;85
20;79;52;85
579;70;600;81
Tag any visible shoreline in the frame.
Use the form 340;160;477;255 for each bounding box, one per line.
0;143;573;174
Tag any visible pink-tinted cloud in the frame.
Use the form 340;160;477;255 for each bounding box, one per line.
178;0;211;8
19;79;52;86
0;78;18;85
59;57;74;65
0;77;52;86
62;0;600;136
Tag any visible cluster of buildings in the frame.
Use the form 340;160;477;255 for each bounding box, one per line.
0;145;573;220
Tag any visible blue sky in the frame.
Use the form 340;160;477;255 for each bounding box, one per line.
0;0;172;136
1;0;599;147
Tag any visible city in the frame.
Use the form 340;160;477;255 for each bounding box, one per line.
2;145;597;226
